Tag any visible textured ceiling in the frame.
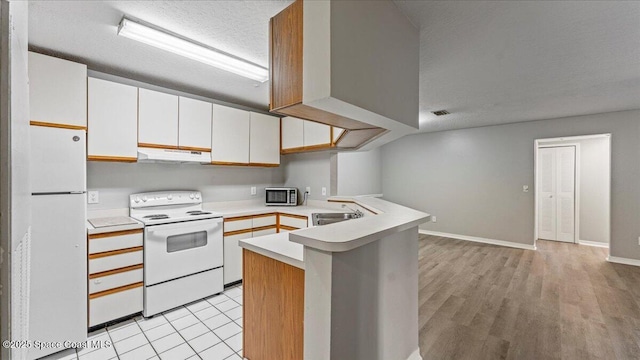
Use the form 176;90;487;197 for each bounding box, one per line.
28;1;292;110
29;1;640;132
394;0;640;132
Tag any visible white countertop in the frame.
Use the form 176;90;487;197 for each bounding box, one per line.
289;196;429;252
238;232;304;270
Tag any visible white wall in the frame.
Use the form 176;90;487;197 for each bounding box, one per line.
382;110;640;261
541;136;610;244
0;2;30;357
87;162;284;210
282;152;332;201
335;148;382;196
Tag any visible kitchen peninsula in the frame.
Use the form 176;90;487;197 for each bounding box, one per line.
239;196;430;360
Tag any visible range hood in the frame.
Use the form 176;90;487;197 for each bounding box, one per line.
137;147;211;163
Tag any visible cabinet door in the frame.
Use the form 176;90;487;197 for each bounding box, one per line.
211;105;250;164
179;96;212;151
87;78;138;161
138;88;179;147
249;112;280;165
281;117;304;150
224;232;252;284
304;120;332;147
28;52;87;128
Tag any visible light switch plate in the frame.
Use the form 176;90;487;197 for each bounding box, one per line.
431;215;437;223
251;186;257;196
322;187;327;196
88;191;99;204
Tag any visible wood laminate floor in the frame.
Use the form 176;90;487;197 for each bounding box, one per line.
418;235;640;360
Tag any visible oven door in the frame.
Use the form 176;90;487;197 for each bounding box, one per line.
144;218;223;286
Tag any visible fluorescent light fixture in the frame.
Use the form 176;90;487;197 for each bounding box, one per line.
118;17;269;82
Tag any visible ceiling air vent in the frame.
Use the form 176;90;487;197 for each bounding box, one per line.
431;110;450;116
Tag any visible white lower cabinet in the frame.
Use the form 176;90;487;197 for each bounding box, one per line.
87;229;144;327
89;285;143;327
223;232;252;285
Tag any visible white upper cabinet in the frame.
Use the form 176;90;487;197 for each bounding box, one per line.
281;117;304;150
87;78;138;161
211;105;250;164
178;97;212;151
249;112;280;165
138;88;179;148
28;52;87;128
304;120;331;147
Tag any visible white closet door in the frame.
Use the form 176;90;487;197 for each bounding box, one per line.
538;148;557;241
556;147;576;242
537;146;575;242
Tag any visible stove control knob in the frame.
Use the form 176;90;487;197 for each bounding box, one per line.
167;194;173;201
189;193;195;199
134;196;140;203
195;193;200;200
142;196;148;202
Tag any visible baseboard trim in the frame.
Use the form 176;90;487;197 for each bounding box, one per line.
419;230;536;251
406;348;423;360
607;255;640;267
578;240;609;248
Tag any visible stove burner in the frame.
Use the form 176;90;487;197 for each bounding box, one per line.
187;211;212;216
144;214;169;219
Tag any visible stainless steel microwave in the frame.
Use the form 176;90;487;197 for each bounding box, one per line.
265;187;297;206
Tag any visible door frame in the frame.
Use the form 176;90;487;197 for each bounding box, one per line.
534;134;611;250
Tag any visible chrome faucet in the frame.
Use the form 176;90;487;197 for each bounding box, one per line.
342;204;364;218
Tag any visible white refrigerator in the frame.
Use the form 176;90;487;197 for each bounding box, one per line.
28;126;87;360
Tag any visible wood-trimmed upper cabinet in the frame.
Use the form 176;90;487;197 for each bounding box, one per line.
87;78;138;162
28;52;87;129
211;105;250;165
249;112;280;166
179;96;212;152
281;117;332;153
138;88;179;148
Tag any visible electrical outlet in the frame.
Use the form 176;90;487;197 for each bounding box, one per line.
431;215;437;223
251;186;257;196
88;191;99;204
306;186;311;195
523;185;529;193
638;236;640;246
322;187;327;196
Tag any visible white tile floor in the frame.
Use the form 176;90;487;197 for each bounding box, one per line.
42;285;244;360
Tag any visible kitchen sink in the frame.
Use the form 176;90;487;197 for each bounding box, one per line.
311;212;361;226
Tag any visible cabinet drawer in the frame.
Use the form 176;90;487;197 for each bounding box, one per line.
252;214;276;228
224;218;253;233
89;267;143;294
88;230;143;254
252;227;278;237
279;214;308;229
89;249;143;274
89;284;143;327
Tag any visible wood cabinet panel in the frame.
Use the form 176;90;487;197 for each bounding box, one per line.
243;250;304;360
269;0;303;110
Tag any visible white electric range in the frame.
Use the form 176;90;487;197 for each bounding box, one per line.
130;191;224;317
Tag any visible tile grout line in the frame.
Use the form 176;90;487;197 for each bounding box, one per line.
131;317;162;360
111;319;155;360
161;309;203;360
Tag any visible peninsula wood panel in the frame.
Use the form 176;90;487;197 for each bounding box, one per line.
269;0;303;111
243;250;304;360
